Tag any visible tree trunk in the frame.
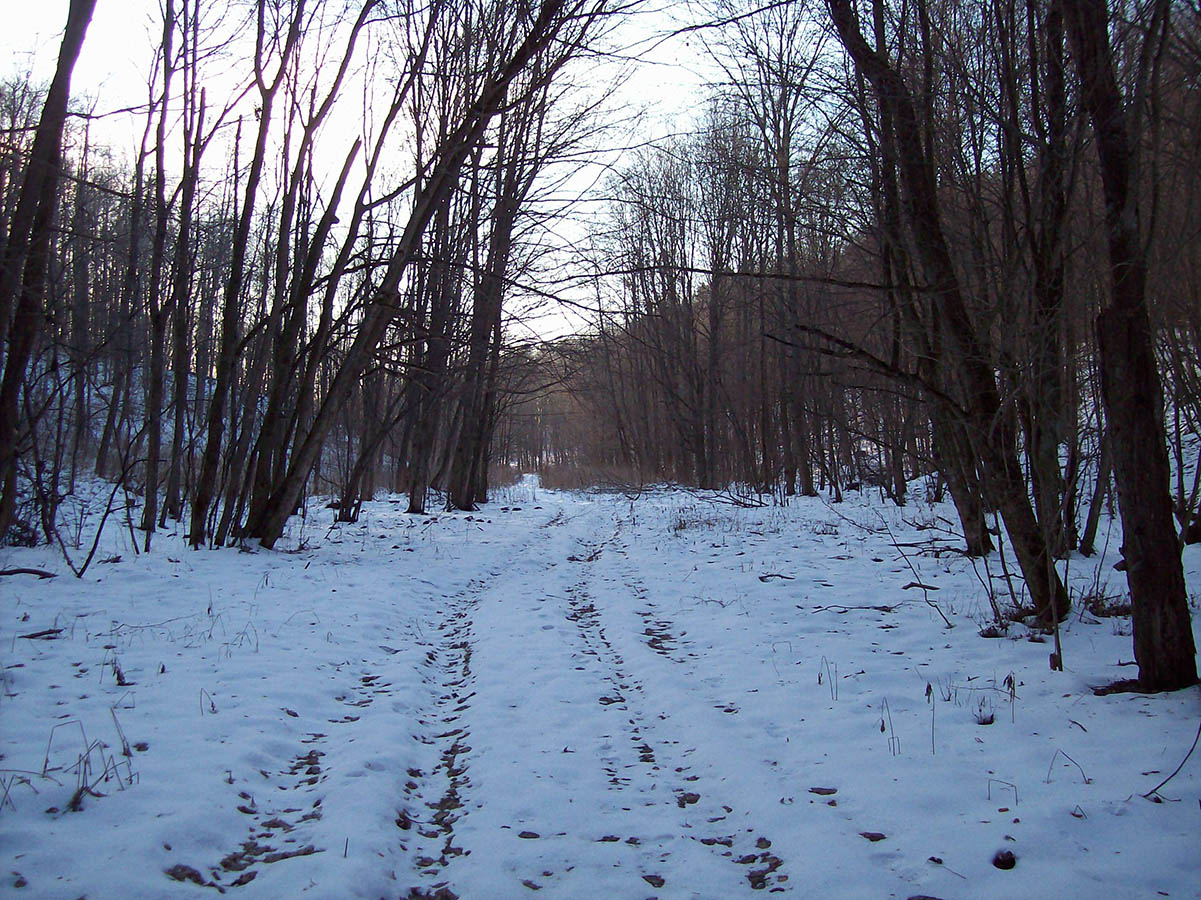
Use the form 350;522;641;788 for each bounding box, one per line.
164;16;206;525
829;0;1067;622
1060;0;1197;690
931;412;993;556
0;0;96;540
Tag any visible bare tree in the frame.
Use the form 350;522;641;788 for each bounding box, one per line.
251;0;627;547
188;0;309;547
827;0;1071;623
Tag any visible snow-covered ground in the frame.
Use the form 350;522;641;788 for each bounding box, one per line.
1;477;1198;899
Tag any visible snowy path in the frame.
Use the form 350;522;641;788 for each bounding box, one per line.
2;481;1199;899
423;501;793;897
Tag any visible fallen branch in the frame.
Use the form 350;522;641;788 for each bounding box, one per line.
812;604;897;614
0;567;57;579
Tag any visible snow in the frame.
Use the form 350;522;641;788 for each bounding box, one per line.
1;476;1198;899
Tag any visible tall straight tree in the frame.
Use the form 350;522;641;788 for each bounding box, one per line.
162;0;209;525
1059;0;1197;690
141;0;180;547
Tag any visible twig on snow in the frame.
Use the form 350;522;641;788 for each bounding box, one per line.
811;604;897;614
1142;719;1201;800
18;628;64;640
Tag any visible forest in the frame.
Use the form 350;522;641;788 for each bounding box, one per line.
1;1;1200;895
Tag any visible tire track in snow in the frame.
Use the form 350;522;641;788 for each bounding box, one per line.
576;517;792;893
399;589;476;898
403;498;791;896
422;499;670;897
398;509;563;898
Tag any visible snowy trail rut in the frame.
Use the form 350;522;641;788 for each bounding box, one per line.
401;498;796;898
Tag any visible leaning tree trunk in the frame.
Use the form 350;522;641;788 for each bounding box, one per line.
253;0;588;547
829;0;1068;623
189;6;305;548
867;64;991;555
0;0;96;541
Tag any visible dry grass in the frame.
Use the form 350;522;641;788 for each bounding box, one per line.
486;464;524;490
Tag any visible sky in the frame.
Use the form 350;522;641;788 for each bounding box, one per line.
2;1;711;141
4;1;162;123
